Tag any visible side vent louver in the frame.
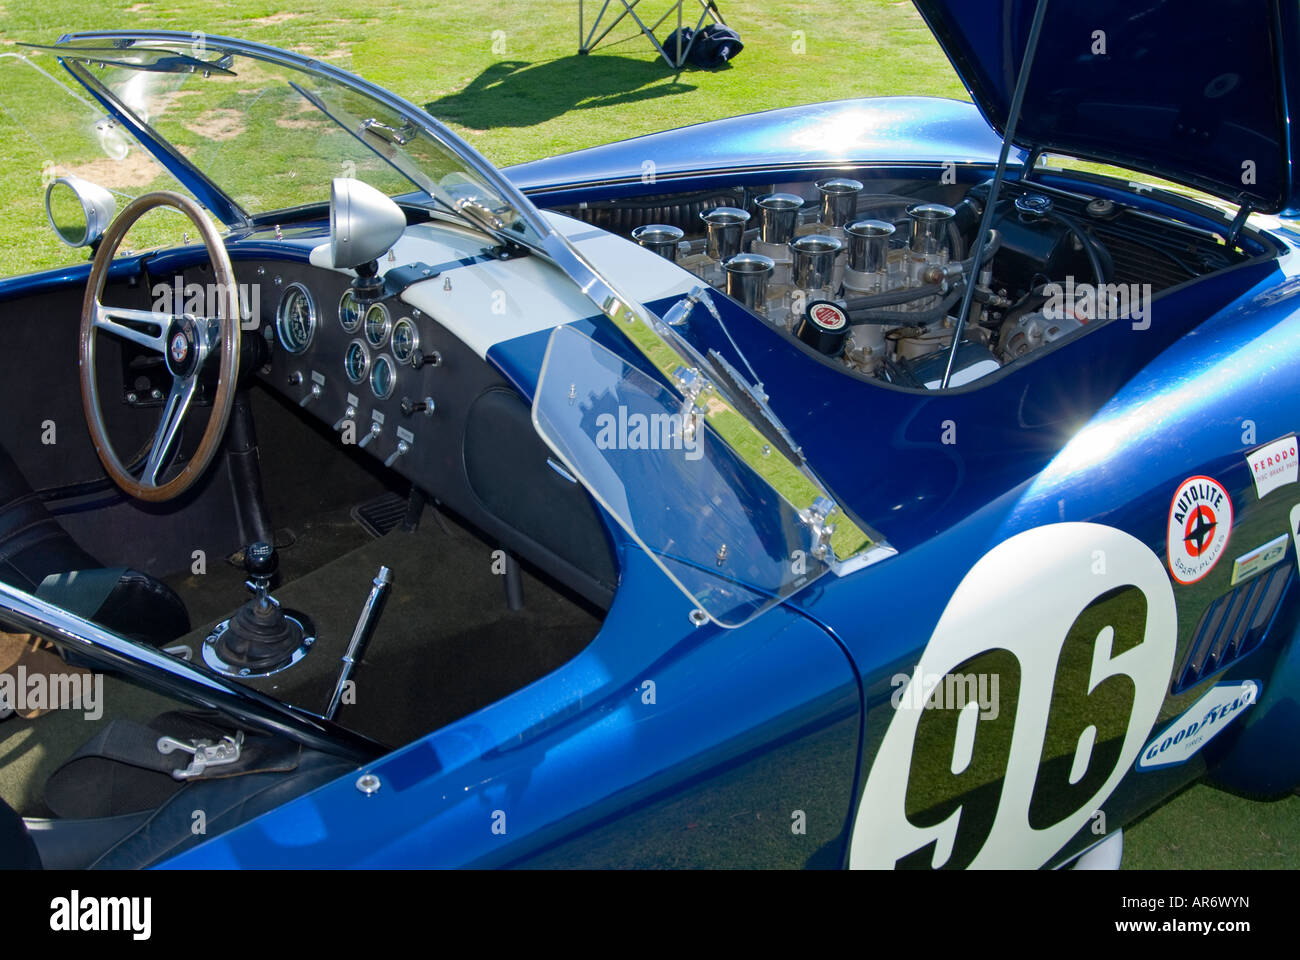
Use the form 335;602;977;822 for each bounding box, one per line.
1172;564;1291;695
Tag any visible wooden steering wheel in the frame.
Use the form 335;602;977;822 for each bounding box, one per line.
79;192;241;503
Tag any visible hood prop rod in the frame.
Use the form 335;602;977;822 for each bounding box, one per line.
940;0;1050;389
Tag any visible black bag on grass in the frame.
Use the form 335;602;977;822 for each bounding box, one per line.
662;23;744;68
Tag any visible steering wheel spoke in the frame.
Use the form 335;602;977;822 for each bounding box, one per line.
93;301;173;353
141;376;198;486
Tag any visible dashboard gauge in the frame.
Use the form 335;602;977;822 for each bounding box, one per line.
391;317;419;364
339;289;362;332
364;302;391;348
344;339;370;383
275;283;316;354
370;354;396;399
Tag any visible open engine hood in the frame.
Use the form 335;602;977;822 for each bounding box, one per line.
913;0;1300;214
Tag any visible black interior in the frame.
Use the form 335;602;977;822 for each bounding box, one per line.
0;254;617;866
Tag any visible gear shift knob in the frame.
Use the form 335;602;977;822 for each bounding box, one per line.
243;541;278;611
245;541;277;580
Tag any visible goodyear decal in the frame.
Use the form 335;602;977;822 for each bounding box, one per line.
1135;680;1260;771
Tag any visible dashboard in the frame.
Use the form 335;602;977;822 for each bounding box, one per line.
238;245;617;604
231;216;698;607
252;261;449;479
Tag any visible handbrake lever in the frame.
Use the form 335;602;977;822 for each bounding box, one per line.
326;566;393;720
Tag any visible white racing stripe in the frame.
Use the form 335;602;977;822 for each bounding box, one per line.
310;211;700;360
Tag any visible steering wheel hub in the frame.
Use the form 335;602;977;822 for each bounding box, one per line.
165;317;204;378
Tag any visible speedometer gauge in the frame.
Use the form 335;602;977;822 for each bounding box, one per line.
344;340;370;383
276;283;316;354
339;289;361;332
364;303;391;348
391;318;419;364
370;355;396;399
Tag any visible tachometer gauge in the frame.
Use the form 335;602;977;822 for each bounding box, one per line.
370;354;396;399
344;339;370;383
276;283;316;354
339;289;361;332
364;302;391;348
391;318;419;364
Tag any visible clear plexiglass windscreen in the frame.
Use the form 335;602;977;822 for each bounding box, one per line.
50;37;542;244
532;324;831;628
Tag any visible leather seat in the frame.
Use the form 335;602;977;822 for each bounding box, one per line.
0;444;190;647
0;795;40;869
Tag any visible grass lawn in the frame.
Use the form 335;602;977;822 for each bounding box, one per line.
0;0;1295;868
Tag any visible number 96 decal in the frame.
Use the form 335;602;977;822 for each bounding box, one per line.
849;523;1177;869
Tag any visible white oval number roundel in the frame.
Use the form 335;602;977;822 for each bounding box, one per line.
850;523;1177;869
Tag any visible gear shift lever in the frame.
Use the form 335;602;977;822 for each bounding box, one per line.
245;540;278;612
205;541;314;676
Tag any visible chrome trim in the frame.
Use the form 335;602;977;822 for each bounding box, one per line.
45;175;115;248
275;281;316;354
390;317;419;364
344;338;370;383
363;301;391;348
369;354;396;399
339;288;362;332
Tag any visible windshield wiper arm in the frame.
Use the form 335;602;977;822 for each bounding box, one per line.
360;116;416;146
21;42;237;76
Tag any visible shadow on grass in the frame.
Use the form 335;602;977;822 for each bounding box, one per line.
425;55;704;128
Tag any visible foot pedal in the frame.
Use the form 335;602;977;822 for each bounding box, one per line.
352;492;407;538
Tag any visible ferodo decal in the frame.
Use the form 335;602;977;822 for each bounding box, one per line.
849;523;1176;870
1247;434;1298;499
1167;476;1232;585
1135;680;1260;771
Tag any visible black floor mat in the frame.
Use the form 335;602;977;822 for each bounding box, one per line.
351;492;408;538
169;508;604;750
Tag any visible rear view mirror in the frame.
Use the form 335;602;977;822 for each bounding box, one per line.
45;175;115;248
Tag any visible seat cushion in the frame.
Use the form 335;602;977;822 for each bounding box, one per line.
0;795;40;869
39;568;191;647
0;445;190;646
0;445;98;593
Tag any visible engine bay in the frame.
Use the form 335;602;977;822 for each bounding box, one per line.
553;173;1251;388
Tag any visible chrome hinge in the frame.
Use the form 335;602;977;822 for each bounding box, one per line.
157;731;245;780
663;286;720;327
799;496;838;561
673;365;711;442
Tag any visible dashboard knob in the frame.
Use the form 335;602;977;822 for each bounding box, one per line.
400;396;435;417
358;422;382;449
298;382;322;407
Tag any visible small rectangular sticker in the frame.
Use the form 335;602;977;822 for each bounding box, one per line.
1247;434;1298;498
1230;533;1289;585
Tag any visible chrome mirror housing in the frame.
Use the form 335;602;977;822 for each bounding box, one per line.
329;177;406;270
45;175;115;248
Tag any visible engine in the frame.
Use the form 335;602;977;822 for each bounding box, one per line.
602;176;1245;389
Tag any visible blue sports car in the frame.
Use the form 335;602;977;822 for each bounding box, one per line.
0;0;1296;870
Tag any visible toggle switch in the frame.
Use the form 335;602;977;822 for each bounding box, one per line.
384;440;410;468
